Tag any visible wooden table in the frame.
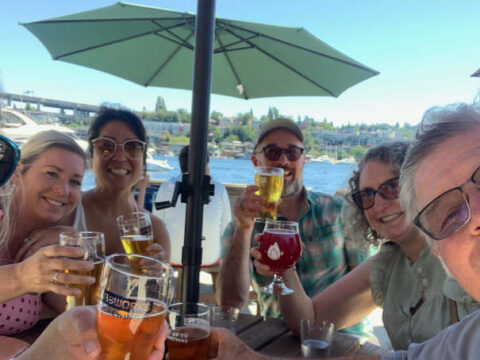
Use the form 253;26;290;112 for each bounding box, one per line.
236;313;391;358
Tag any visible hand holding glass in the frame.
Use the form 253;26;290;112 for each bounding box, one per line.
96;253;174;360
257;220;301;295
59;231;105;310
254;166;284;220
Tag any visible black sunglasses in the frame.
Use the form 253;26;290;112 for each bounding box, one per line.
351;177;400;210
0;135;20;187
257;145;304;162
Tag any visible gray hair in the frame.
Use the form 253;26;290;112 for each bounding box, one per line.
20;130;86;172
400;102;480;247
346;141;410;246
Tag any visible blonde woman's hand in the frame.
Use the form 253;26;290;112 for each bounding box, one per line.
15;245;95;297
14;225;76;263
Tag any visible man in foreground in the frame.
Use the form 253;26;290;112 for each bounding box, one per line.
217;118;373;338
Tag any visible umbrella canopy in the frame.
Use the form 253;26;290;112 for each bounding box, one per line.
21;1;379;304
21;2;378;99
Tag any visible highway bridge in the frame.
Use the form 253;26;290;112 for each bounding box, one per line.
2;92;99;118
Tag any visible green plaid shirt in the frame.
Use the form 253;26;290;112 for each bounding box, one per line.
221;189;375;339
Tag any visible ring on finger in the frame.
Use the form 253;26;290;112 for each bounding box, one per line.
52;271;59;284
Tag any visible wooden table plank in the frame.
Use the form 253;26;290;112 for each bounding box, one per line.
260;331;301;357
238;318;290;351
236;313;263;334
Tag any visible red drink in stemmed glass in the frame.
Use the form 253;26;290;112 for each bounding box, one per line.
257;220;301;295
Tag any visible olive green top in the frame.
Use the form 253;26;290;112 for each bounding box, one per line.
370;242;480;350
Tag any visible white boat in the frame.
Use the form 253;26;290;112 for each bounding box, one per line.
0;107;88;150
146;152;174;171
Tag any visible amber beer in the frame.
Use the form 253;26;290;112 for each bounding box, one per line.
65;258;104;309
254;167;284;220
167;326;210;360
121;235;154;255
97;298;167;360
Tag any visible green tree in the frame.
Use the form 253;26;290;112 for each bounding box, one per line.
155;96;167;112
349;145;368;162
210;110;223;121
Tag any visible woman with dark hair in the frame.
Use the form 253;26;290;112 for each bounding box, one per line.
253;141;480;350
77;107;170;260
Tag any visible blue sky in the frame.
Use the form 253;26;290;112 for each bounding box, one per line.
2;0;480;126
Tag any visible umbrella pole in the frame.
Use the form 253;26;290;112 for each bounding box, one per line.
182;0;217;304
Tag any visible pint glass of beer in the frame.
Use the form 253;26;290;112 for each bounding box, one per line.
254;166;284;220
116;212;154;255
97;253;174;360
167;303;210;360
59;231;105;310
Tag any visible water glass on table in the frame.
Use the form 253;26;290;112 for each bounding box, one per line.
300;319;334;359
211;305;240;333
59;231;105;310
96;253;174;360
116;211;154;255
254;166;284;221
167;302;211;360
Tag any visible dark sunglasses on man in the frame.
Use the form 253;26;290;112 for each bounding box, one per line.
256;144;304;162
414;165;480;241
92;137;146;160
351;177;400;210
0;135;20;186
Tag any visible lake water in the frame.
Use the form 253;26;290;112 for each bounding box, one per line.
82;156;356;195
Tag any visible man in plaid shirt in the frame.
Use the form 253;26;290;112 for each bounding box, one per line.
217;118;374;338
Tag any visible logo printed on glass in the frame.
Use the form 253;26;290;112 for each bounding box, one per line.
141;225;152;236
102;289;153;314
267;242;282;260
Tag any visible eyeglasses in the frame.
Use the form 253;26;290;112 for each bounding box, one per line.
0;135;20;187
414;165;480;241
257;145;304;162
92;137;145;160
351;177;400;210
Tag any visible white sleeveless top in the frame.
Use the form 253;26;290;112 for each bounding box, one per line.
72;197;88;231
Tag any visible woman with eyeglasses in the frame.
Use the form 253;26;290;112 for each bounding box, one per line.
253;141;480;350
78;107;170;260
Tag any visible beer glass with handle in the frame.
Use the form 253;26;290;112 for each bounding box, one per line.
254;166;284;221
257;220;301;295
97;253;174;360
116;212;154;255
167;303;210;360
59;231;105;310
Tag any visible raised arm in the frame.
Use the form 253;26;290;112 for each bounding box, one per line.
149;212;171;263
216;185;263;308
279;256;376;335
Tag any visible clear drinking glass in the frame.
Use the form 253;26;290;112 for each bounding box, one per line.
59;231;105;310
300;319;334;358
254;166;284;221
257;220;301;295
96;253;174;360
211;305;240;333
116;212;154;255
167;302;211;360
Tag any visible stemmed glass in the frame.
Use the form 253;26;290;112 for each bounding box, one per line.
257;220;301;295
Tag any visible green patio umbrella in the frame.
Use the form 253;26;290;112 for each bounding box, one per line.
21;1;378;304
21;2;378;99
